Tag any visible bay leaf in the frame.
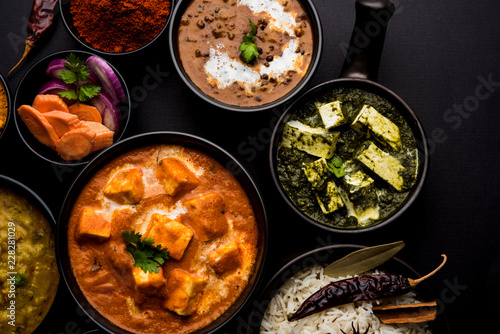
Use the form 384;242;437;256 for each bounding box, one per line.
324;241;405;277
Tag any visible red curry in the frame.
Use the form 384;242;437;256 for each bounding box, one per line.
67;144;259;334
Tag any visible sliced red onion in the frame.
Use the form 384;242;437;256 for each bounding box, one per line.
88;70;99;85
38;80;76;105
46;58;100;85
45;59;68;80
85;56;125;104
90;92;120;134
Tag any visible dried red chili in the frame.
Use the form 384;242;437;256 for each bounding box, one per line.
288;254;447;322
8;0;59;77
70;0;171;53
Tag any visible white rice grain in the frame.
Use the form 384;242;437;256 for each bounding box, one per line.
260;264;432;334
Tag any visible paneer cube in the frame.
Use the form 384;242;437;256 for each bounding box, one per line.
351;105;401;151
163;270;208;316
76;207;111;241
156;157;199;197
315;181;344;214
103;168;144;205
184;193;228;242
144;213;193;260
339;188;380;227
356;141;405;191
281;120;340;159
302;158;330;190
208;241;242;276
342;160;375;199
316;101;346;129
132;266;166;296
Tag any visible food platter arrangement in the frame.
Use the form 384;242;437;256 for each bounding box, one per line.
2;0;484;333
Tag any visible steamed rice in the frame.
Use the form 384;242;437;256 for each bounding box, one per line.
260;264;432;334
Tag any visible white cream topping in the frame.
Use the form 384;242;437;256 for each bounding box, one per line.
205;40;301;90
238;0;297;36
205;47;261;88
203;0;304;90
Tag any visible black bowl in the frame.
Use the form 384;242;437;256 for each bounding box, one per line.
60;0;175;56
0;74;11;142
57;131;268;334
269;79;429;233
0;174;60;333
269;0;428;233
14;50;131;166
246;244;450;334
168;0;323;112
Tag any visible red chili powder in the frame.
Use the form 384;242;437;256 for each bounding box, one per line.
70;0;171;53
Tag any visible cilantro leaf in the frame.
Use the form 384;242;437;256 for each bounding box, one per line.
79;83;102;102
239;42;260;63
239;18;259;64
123;230;142;244
14;273;28;287
57;53;102;104
123;230;169;274
59;69;77;85
328;157;347;178
59;89;78;101
248;17;257;37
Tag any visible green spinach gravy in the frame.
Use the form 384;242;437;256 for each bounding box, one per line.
276;87;419;229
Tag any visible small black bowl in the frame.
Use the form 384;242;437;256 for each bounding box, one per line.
57;131;268;334
14;50;131;167
0;74;12;142
60;0;175;56
246;244;450;334
0;174;60;333
168;0;323;112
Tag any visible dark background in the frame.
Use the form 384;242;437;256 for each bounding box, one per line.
0;0;499;333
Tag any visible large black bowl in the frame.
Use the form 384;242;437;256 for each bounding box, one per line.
60;0;175;56
13;50;131;166
57;131;268;334
168;0;323;112
246;244;450;334
269;0;428;233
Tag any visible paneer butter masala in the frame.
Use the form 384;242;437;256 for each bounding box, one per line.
67;144;259;334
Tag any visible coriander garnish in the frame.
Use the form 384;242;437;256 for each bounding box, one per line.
239;18;260;64
14;273;28;287
328;157;347;178
122;230;169;274
58;53;102;103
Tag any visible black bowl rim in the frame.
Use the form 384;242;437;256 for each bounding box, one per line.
56;131;269;334
59;0;176;56
0;174;57;227
13;49;132;167
269;77;429;233
247;243;450;334
0;73;12;142
168;0;324;112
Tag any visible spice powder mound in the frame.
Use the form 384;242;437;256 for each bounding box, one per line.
70;0;171;53
0;82;7;135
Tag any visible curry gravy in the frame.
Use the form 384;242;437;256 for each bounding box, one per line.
0;187;59;334
178;0;314;107
67;145;259;334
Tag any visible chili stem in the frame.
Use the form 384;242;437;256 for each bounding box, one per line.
8;40;34;77
408;254;447;288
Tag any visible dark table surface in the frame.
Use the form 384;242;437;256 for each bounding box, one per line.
0;0;499;333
